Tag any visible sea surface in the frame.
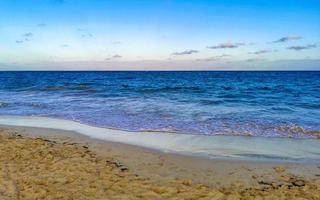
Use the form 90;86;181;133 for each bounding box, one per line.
0;71;319;138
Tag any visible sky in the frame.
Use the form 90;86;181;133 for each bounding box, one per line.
0;0;319;70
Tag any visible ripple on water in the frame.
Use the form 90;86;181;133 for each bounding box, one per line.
0;71;319;139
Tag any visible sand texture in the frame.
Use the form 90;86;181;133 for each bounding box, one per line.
0;127;320;200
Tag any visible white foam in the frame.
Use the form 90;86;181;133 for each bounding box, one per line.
0;115;319;162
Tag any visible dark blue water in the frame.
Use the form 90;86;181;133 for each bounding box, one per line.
0;71;319;138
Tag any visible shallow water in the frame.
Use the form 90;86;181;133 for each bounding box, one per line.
0;71;319;138
1;116;320;162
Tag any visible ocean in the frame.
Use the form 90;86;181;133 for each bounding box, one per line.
0;71;319;138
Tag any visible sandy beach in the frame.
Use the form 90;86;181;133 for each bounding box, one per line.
2;0;320;198
0;126;319;199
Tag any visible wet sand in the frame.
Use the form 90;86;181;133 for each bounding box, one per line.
0;126;319;199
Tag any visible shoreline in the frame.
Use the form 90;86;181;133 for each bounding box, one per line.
0;125;319;199
2;125;320;185
0;116;320;163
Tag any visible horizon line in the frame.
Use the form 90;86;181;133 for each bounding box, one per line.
0;70;319;72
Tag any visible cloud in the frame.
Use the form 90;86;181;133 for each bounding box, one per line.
172;50;198;55
273;35;302;43
81;33;93;38
207;42;245;49
249;50;276;54
37;23;46;27
77;28;93;38
214;54;230;58
112;54;122;58
287;44;317;51
15;33;33;43
246;58;264;62
105;54;122;60
60;44;69;47
196;54;230;62
196;57;218;62
23;32;33;37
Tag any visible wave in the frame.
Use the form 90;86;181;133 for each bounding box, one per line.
29;103;48;108
257;86;273;91
41;84;97;92
199;99;224;105
298;103;320;109
233;153;298;161
0;115;319;162
277;125;320;139
137;86;203;94
222;86;233;91
1;72;319;141
270;107;294;112
0;102;8;108
118;77;136;80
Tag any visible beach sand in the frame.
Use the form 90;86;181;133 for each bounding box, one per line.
0;126;319;200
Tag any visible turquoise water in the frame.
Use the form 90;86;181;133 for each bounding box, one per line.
0;71;319;138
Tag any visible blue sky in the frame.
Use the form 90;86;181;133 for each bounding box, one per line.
0;0;319;70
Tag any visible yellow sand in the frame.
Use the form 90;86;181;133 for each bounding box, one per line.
0;128;319;200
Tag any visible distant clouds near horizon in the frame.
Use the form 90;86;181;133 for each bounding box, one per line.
287;44;317;51
172;50;199;56
273;35;302;43
207;42;245;49
0;0;319;70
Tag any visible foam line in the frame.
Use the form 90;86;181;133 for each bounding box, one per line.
0;115;319;162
